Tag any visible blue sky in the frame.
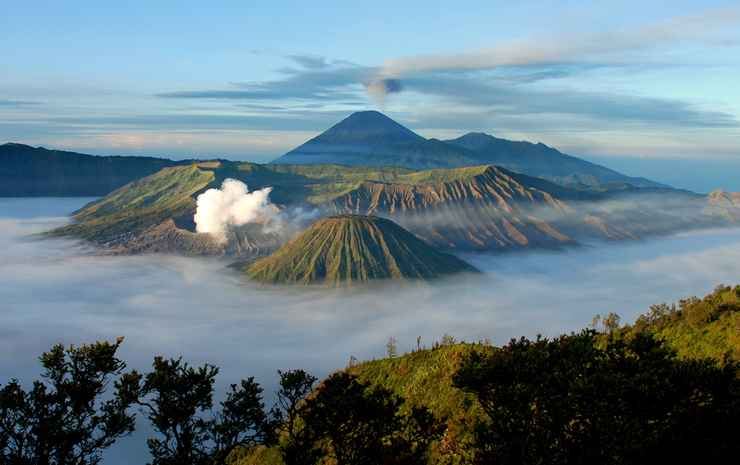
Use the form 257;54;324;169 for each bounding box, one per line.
1;1;739;189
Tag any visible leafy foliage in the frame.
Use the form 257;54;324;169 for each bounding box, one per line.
454;330;740;465
348;343;491;465
129;357;269;465
286;372;442;465
617;284;740;362
0;338;137;465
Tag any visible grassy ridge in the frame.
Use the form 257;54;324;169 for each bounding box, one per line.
51;165;214;243
245;215;478;285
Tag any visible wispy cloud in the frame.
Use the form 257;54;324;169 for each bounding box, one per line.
0;99;41;107
401;72;739;128
286;54;330;70
158;65;374;102
377;7;740;77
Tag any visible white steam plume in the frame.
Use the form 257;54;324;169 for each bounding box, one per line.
194;179;280;243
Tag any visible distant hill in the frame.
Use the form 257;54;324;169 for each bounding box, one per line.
0;143;178;196
445;132;664;189
273;111;665;190
50;161;413;256
244;215;478;285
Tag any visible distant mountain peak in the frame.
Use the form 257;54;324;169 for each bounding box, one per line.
453;132;500;149
313;110;424;144
1;142;34;149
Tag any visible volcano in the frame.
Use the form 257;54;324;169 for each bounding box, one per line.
244;214;478;285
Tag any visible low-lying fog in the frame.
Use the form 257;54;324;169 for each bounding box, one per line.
3;197;740;464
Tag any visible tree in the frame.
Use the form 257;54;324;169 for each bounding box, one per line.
294;372;441;465
272;370;318;465
386;337;398;358
0;338;138;465
130;356;268;465
454;330;740;465
211;379;270;463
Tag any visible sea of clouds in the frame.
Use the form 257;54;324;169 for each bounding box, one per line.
2;197;740;464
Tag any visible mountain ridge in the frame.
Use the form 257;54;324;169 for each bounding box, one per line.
330;165;579;250
446;132;664;189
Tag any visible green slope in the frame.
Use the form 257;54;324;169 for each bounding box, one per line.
347;343;491;464
230;343;489;465
616;284;740;362
51;164;215;243
230;285;740;465
244;215;478;285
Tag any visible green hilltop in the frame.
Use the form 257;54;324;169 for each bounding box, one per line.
614;284;740;362
244;215;478;285
231;285;740;465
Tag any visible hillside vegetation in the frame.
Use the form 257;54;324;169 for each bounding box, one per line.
347;343;490;464
233;284;740;464
615;284;740;362
51;164;215;245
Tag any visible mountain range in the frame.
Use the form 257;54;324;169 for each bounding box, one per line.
50;157;733;262
51;161;590;256
273;111;664;190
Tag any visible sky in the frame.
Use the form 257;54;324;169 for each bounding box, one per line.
1;1;739;189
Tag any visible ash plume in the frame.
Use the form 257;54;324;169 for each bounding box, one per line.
365;78;403;106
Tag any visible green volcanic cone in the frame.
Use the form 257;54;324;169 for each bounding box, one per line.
244;215;478;285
